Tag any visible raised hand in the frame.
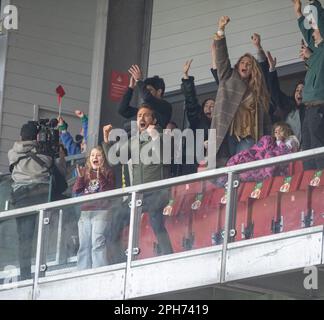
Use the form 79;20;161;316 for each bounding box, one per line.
251;33;262;49
57;116;64;126
103;124;113;143
291;0;302;18
128;65;142;82
211;40;217;69
218;16;230;30
129;75;136;89
274;126;285;142
183;59;193;79
266;51;277;70
76;164;85;178
75;110;84;118
57;116;68;132
299;43;312;61
147;124;158;139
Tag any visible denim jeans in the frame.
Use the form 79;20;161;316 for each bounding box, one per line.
228;135;255;156
77;210;111;270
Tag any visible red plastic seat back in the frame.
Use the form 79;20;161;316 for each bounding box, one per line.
239;178;273;202
299;170;317;190
269;172;303;195
293;160;304;174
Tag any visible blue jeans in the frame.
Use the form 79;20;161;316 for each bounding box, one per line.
228;135;255;156
77;210;111;270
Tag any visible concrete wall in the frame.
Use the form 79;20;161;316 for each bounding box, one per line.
99;0;152;138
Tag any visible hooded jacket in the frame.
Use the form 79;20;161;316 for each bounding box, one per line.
8;141;52;187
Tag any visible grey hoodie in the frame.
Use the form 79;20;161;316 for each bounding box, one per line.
8;141;52;187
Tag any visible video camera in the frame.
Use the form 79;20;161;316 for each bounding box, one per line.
28;118;60;157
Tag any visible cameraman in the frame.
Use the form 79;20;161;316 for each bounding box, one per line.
8;121;67;280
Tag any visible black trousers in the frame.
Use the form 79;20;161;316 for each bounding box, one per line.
302;105;324;170
109;192;173;263
16;214;37;280
10;184;49;280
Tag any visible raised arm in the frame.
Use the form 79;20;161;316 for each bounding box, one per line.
213;16;232;81
117;76;138;119
181;59;202;129
128;64;172;128
266;51;293;120
102;124;130;167
210;40;219;85
75;110;88;143
251;33;270;90
292;0;316;50
58;116;81;155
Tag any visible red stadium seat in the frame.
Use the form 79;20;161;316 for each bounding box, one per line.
137;212;158;259
235;178;273;240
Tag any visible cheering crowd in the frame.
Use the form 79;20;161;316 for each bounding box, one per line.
6;0;324;278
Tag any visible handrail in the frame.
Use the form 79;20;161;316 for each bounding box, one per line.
1;145;324;220
65;153;86;162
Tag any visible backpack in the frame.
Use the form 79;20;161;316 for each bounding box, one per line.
10;151;68;198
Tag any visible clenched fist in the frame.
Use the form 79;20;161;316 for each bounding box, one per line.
218;16;230;30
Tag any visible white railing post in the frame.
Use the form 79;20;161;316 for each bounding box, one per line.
124;192;137;298
32;210;45;300
220;172;239;283
55;209;63;265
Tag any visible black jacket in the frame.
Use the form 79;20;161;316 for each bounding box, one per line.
268;70;305;125
180;72;218;175
181;76;212;141
118;80;172;129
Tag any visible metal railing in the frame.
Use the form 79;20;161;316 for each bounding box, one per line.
1;146;324;298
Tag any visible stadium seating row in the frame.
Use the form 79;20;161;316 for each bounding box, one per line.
132;161;324;259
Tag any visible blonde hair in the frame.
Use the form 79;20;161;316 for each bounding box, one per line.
272;122;294;140
235;53;270;112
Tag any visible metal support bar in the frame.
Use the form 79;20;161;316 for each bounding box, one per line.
87;0;109;150
3;146;324;221
32;210;45;300
220;172;238;283
55;209;63;265
124;192;137;299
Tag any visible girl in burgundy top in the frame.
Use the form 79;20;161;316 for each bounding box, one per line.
73;146;115;270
